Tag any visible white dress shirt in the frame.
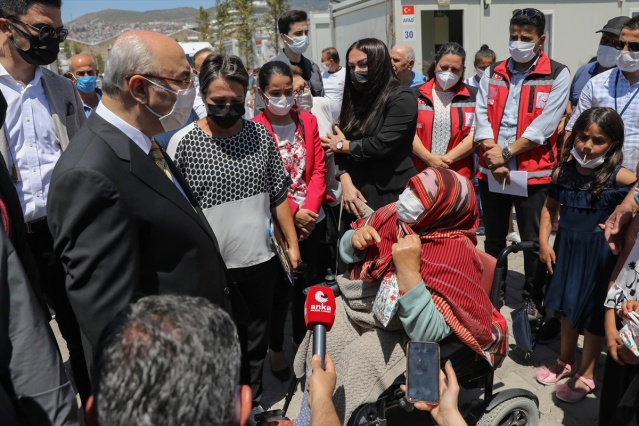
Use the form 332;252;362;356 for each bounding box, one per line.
0;64;60;222
322;67;346;123
95;103;188;198
475;58;570;170
567;68;639;170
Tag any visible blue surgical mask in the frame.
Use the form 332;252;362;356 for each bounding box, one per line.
76;76;97;94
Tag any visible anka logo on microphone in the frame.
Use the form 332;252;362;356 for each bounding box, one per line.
311;290;332;313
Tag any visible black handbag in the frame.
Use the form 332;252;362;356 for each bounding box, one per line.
510;300;537;357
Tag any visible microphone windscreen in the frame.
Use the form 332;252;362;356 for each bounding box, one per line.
304;286;336;331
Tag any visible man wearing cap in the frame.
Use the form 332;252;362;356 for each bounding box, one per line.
567;16;639;171
569;16;630;110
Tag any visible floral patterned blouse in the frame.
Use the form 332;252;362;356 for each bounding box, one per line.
271;123;308;207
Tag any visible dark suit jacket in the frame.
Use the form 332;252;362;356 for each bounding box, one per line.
0;231;79;426
47;112;241;359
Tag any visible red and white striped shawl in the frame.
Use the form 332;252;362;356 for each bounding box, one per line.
350;168;495;357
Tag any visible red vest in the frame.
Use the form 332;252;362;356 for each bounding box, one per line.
414;79;476;179
478;52;566;185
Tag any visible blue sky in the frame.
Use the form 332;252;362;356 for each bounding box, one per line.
62;1;215;23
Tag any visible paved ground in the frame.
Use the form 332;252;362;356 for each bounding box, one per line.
53;234;604;425
258;235;604;425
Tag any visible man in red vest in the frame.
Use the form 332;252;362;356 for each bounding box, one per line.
474;8;570;317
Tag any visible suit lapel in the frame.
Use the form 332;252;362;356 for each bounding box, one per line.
41;70;70;151
88;115;216;240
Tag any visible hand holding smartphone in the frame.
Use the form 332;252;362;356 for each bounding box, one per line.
406;341;440;404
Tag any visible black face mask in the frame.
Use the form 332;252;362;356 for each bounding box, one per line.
10;34;60;66
207;102;245;129
350;70;368;92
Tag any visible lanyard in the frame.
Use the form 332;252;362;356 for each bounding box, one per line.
615;69;639;118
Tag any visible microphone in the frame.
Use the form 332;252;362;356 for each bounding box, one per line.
304;286;336;368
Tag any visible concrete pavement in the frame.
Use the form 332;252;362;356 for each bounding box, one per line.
52;235;604;425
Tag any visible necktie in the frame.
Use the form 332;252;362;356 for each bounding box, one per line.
149;140;174;183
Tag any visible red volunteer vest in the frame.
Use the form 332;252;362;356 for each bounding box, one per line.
478;52;566;185
414;79;477;179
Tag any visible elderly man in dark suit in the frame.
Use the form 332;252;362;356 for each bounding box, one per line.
47;30;245;369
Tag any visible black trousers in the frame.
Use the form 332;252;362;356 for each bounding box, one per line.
26;227;91;405
478;181;548;305
231;257;279;406
270;219;326;352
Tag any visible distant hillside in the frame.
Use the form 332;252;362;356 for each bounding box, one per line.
69;1;329;26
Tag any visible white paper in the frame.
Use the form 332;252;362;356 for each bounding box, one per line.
487;170;528;197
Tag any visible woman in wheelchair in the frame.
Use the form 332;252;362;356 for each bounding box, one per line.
293;167;507;424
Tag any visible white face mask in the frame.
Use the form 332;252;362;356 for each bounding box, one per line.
296;92;313;112
475;67;486;78
435;71;460;91
284;34;309;55
319;61;329;73
617;50;639;73
265;94;295;116
509;40;539;63
144;78;196;133
396;188;425;224
597;45;619;68
570;146;608;169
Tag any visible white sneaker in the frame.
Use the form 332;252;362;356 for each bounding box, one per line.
506;232;521;243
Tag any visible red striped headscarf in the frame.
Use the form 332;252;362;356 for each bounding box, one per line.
350;168;495;355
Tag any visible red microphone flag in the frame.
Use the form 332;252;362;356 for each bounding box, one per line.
304;286;336;332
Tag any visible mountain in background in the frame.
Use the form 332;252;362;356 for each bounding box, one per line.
68;2;328;26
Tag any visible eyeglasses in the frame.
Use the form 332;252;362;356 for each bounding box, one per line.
139;74;195;88
6;17;68;42
512;9;543;19
293;81;310;97
614;39;639;52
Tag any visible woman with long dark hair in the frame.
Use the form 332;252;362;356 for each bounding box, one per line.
321;38;417;218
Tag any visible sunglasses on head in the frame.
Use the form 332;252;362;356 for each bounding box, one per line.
512;8;543;19
615;39;639;52
6;17;68;42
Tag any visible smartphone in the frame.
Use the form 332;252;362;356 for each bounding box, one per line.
406;341;440;404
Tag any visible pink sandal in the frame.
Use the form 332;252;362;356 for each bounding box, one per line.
556;374;595;403
535;358;576;385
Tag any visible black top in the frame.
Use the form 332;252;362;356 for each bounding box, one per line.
335;86;418;209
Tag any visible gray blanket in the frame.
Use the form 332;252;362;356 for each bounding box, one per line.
293;274;409;424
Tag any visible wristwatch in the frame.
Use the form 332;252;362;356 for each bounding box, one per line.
336;139;345;150
502;146;513;161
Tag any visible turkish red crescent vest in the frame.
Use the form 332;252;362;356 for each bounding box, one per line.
477;52;567;185
414;79;477;179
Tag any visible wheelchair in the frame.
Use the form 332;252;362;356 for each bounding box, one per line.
257;242;541;426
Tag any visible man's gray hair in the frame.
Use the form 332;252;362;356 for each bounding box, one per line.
102;34;160;96
93;295;241;426
404;46;415;62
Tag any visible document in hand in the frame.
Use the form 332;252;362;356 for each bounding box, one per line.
487;171;528;197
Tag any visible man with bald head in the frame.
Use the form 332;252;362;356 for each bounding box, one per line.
66;53;101;116
47;30;242;367
390;44;426;87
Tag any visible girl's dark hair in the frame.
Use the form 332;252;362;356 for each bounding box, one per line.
257;60;293;91
426;42;466;89
339;38;399;135
200;54;249;98
557;107;625;198
474;44;496;67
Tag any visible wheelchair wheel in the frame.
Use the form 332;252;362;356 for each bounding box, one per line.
476;396;539;426
348;403;377;425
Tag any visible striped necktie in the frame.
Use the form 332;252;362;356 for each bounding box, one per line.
149;140;174;183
